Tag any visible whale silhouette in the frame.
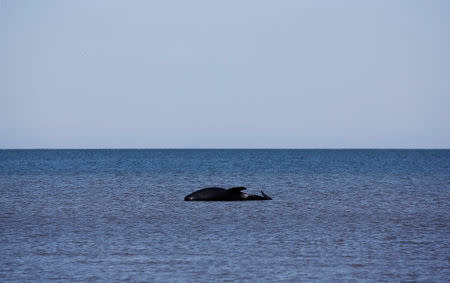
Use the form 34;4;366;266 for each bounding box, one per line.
184;187;272;201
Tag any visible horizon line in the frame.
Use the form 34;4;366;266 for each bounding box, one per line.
1;147;449;150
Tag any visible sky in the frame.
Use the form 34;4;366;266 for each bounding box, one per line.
1;0;449;148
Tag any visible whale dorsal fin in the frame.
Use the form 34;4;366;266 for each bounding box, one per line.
226;186;247;192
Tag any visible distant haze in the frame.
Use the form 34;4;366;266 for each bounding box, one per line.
2;0;449;148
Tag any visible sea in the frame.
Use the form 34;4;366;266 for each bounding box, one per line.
0;149;449;282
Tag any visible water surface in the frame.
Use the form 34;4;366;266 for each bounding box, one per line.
0;149;449;281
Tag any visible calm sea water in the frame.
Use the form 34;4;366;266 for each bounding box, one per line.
0;149;449;282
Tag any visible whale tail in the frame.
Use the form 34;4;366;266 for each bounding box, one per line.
261;191;272;200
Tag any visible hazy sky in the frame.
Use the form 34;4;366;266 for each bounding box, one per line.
2;0;449;148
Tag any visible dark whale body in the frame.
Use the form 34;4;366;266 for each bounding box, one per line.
184;187;272;201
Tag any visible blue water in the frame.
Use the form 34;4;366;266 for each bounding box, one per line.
0;149;449;281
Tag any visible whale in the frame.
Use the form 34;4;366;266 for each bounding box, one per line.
184;186;272;201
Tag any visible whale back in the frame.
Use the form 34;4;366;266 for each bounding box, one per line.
184;186;271;201
184;187;226;201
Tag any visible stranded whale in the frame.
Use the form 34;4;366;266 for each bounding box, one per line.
184;187;272;201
